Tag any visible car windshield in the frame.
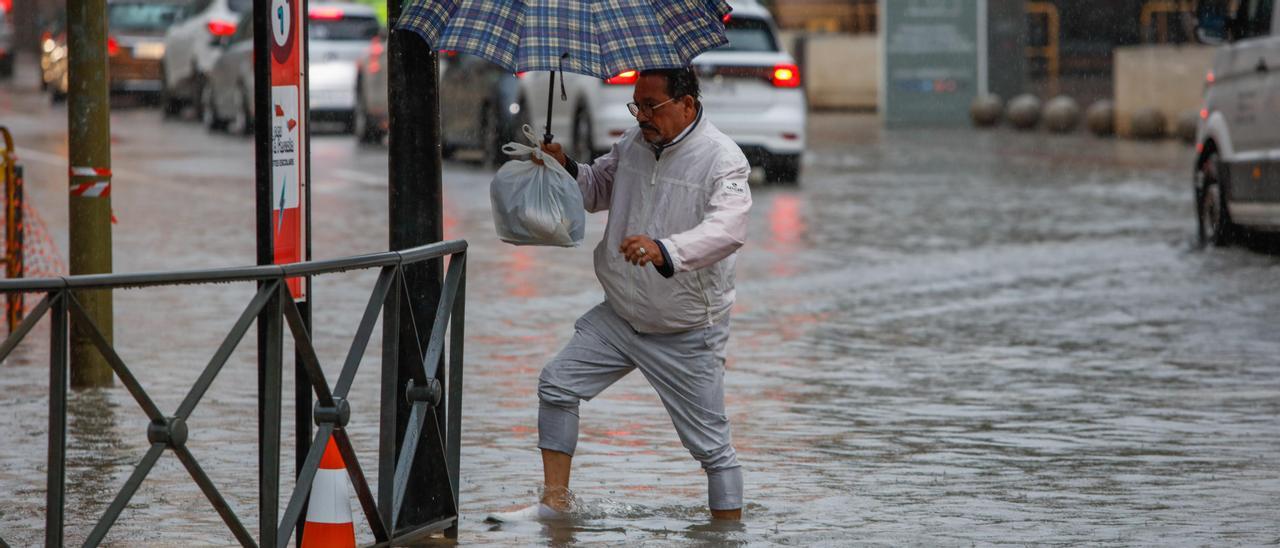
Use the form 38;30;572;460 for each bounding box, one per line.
106;2;186;31
718;16;777;52
228;0;252;14
310;15;379;41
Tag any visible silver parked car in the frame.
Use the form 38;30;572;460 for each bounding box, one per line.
1193;0;1280;245
203;3;380;134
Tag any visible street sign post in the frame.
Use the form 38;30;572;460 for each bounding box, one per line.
270;0;308;300
255;0;312;544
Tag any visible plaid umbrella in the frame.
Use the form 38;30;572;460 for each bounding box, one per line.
398;0;732;142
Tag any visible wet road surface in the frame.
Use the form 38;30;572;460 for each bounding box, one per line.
2;66;1279;546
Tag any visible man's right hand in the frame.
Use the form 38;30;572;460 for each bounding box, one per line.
533;142;568;169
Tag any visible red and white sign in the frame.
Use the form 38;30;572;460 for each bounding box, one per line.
270;0;307;300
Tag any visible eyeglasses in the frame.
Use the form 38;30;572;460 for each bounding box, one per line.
627;97;677;118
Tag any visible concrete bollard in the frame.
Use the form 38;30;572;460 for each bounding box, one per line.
1085;100;1115;137
1043;96;1082;133
970;94;1003;127
1007;94;1042;130
1130;107;1168;140
1175;111;1199;143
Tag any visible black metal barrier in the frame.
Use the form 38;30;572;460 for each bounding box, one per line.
0;240;467;547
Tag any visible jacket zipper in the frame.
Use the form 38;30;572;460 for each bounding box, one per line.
635;156;661;322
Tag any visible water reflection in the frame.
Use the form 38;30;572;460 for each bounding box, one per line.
65;388;123;530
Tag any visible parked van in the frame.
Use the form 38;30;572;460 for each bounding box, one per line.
1193;0;1280;245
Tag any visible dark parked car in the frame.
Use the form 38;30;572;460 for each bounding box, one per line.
42;0;191;101
356;47;528;165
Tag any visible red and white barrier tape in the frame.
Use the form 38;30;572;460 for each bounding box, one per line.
70;181;111;198
69;166;112;178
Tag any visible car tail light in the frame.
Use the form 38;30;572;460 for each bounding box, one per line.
107;36;120;56
770;64;800;88
516;71;527;78
309;7;344;20
207;19;237;37
1205;70;1215;85
367;37;383;73
605;70;638;85
722;13;731;23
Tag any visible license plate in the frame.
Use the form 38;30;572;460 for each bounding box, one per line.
702;78;740;106
133;43;165;60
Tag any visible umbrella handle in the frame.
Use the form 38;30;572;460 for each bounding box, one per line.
544;70;556;145
543;53;570;146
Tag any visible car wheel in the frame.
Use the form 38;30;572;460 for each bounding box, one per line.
51;72;68;103
201;80;225;131
227;85;251;136
159;67;182;118
572;106;594;162
353;98;378;145
765;154;801;185
1197;151;1234;247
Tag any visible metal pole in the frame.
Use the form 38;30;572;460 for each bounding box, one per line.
296;2;314;544
252;0;281;545
45;292;68;547
387;0;445;533
66;0;114;387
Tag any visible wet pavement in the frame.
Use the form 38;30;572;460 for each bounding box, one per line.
2;62;1279;546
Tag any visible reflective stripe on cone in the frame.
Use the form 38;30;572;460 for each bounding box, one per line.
301;438;356;548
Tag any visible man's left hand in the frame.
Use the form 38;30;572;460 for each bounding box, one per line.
620;235;665;268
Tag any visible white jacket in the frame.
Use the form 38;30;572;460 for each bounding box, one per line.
574;116;752;334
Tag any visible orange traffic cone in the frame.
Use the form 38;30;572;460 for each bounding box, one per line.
301;438;356;548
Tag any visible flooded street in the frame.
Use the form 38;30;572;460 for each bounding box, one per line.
2;74;1279;546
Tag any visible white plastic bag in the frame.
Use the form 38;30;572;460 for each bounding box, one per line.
490;125;586;247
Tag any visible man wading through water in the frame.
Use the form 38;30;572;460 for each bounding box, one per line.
490;67;752;522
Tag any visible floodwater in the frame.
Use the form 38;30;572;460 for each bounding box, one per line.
2;67;1280;546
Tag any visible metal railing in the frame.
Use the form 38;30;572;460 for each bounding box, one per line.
1;127;25;332
773;1;877;34
1140;0;1196;44
1026;1;1062;96
0;240;467;547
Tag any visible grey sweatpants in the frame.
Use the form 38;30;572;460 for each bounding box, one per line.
537;302;743;511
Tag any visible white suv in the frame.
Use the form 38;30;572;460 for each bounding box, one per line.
1193;0;1280;245
159;0;251;116
521;0;806;183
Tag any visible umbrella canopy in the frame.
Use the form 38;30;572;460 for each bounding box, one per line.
398;0;732;79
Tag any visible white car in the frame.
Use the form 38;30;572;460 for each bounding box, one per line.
159;0;251;117
1193;0;1280;245
306;3;381;127
203;3;380;134
520;0;806;183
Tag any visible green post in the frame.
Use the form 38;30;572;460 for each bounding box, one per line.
66;0;115;387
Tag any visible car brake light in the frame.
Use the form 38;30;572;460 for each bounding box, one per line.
770;64;800;88
1206;71;1215;85
107;36;120;56
605;70;638;85
309;7;344;20
368;37;383;73
723;13;731;23
516;71;527;78
207;19;237;37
